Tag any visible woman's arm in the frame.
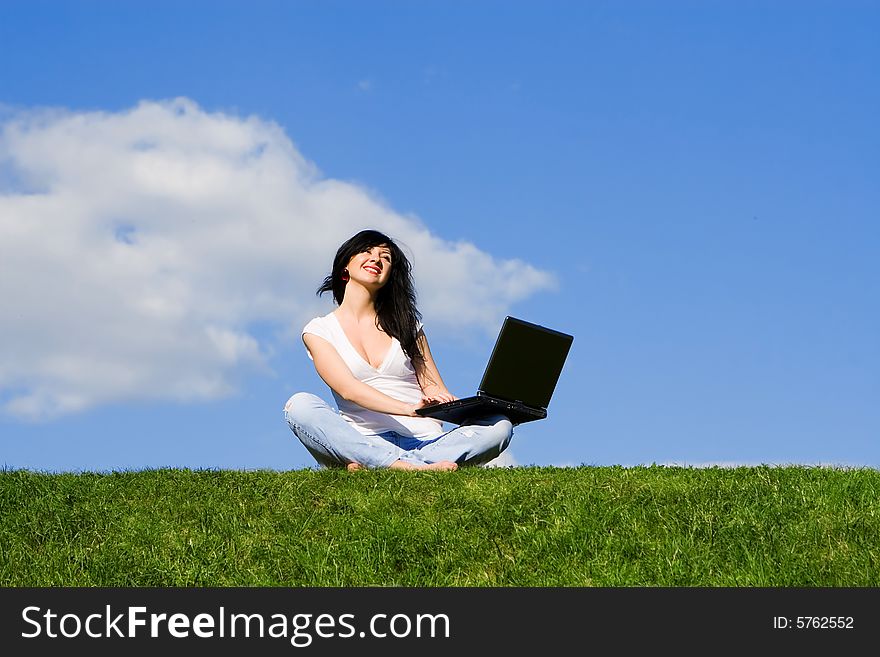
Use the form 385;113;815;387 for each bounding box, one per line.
414;329;456;403
304;333;424;416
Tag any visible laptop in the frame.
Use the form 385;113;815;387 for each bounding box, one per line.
415;316;573;426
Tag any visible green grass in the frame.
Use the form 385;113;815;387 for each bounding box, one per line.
1;465;878;586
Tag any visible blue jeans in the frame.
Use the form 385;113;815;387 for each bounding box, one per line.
284;392;514;469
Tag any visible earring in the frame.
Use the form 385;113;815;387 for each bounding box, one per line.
341;269;350;281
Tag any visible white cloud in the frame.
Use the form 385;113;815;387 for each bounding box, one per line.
0;98;556;420
482;451;519;468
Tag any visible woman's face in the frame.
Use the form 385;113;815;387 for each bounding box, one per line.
345;244;393;288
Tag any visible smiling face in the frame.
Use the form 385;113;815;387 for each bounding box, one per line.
345;244;393;288
324;230;411;306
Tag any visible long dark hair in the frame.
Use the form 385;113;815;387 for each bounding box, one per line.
317;229;423;367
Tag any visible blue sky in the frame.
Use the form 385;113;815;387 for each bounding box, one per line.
1;0;878;472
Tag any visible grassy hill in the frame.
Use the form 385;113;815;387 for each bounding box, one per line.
2;465;878;586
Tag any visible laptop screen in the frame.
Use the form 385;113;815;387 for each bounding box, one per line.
477;317;573;409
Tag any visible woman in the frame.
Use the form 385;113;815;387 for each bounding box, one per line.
284;229;513;471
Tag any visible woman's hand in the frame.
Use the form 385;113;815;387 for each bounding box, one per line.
419;385;457;404
405;391;458;417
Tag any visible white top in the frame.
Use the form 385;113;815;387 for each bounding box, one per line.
302;312;444;439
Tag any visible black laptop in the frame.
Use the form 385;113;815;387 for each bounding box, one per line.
415;316;573;426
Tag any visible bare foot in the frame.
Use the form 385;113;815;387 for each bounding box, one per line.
424;460;458;471
388;459;458;471
346;462;365;472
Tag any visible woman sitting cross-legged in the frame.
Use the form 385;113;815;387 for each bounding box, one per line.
284;229;513;471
